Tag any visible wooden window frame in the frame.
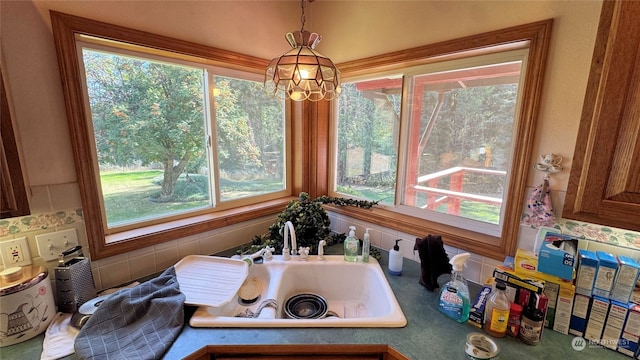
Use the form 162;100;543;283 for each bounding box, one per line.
52;9;551;262
51;11;303;260
323;20;553;260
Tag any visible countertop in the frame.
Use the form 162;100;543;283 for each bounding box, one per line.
1;249;629;360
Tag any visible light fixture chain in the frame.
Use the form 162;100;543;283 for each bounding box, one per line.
300;0;306;32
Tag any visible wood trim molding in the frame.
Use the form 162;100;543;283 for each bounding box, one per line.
184;344;409;360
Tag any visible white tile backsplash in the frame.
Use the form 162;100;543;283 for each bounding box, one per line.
99;260;131;289
90;216;273;291
129;253;156;281
462;259;482;284
86;210;640;292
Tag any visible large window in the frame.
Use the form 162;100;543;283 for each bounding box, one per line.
330;20;552;260
335;76;401;205
336;53;524;237
52;12;293;260
80;46;286;231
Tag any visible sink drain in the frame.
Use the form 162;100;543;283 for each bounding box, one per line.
238;294;260;306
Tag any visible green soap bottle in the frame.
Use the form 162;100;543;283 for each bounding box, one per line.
344;225;359;262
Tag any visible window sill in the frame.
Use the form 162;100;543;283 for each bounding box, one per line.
326;204;508;261
91;197;294;260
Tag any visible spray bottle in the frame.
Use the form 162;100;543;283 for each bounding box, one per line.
438;252;471;323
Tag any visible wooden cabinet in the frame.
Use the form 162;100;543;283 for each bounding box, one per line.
184;344;410;360
563;0;640;232
1;68;30;218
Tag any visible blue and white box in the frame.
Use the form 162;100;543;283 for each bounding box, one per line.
593;251;618;299
538;233;578;280
576;250;599;297
619;304;640;357
611;256;640;303
569;294;590;337
584;296;610;342
602;300;629;350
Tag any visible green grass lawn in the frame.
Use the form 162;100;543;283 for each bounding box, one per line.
101;170;210;225
101;170;284;226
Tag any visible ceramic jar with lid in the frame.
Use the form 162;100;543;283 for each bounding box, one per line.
0;266;56;347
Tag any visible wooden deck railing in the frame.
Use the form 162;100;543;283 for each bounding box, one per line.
414;166;506;215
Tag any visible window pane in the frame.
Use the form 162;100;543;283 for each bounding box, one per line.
212;76;286;201
335;78;401;205
403;61;521;225
82;49;211;228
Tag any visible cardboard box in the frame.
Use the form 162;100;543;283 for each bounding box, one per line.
514;248;574;287
618;304;640;357
602;301;629;350
575;249;599;297
543;281;559;329
584;296;610;342
538;232;578;280
611;256;640;303
633;288;640;305
493;265;545;294
514;248;538;276
594;251;618;298
569;294;590;337
468;285;492;328
553;284;576;335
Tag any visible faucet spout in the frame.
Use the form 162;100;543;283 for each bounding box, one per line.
283;221;297;260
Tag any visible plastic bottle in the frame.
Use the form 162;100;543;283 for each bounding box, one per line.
343;226;359;262
388;239;403;275
484;281;510;338
362;228;371;262
438;252;471;322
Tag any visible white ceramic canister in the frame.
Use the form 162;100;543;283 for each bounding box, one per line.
0;265;56;347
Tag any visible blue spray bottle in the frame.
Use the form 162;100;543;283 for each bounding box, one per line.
438;252;471;322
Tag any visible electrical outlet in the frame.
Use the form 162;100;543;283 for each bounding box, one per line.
0;237;32;267
35;229;79;262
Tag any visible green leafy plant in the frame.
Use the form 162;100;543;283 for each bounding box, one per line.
241;192;378;257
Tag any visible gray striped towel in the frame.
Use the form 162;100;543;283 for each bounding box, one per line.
74;266;185;360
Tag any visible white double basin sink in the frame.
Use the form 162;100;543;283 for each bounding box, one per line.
189;255;407;328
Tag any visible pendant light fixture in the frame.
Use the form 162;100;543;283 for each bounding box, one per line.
264;0;340;101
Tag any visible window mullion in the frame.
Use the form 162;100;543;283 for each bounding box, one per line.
205;70;220;206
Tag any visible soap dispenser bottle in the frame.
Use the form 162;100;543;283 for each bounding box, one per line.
362;228;371;262
344;226;359;262
438;252;471;323
388;239;403;275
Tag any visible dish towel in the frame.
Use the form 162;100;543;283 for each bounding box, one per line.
40;282;140;360
523;177;555;227
74;267;185;360
40;312;78;360
414;234;452;291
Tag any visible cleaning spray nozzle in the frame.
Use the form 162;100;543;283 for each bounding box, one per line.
450;252;471;272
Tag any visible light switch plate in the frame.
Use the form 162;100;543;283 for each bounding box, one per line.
0;237;32;267
35;229;79;261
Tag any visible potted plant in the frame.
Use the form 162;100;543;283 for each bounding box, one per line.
242;192;378;257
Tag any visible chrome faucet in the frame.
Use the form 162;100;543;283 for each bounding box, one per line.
283;221;297;260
